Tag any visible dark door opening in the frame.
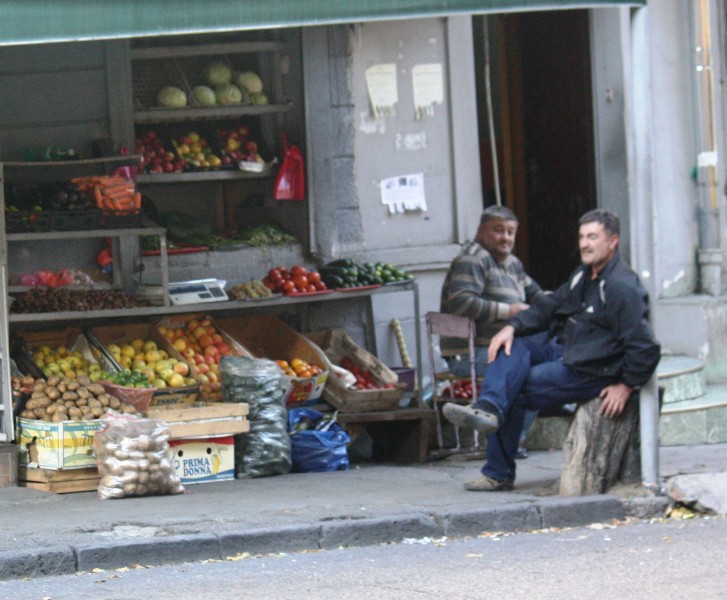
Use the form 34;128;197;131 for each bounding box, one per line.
475;10;596;291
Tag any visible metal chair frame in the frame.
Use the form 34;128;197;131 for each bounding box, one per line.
425;312;482;453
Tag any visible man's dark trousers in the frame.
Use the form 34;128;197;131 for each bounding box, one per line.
475;332;614;482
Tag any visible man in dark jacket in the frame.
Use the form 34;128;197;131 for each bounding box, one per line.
442;209;661;491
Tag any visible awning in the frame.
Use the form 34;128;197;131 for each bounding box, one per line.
1;1;644;46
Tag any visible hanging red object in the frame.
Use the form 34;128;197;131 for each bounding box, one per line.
273;135;305;201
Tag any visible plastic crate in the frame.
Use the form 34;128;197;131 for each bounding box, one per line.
49;209;100;231
5;211;51;233
99;209;142;229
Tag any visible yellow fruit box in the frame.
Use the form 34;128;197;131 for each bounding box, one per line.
16;417;103;470
305;329;405;412
216;316;329;406
85;321;200;408
11;327;101;379
168;435;235;484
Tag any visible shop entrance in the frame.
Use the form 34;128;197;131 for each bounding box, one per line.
475;10;596;291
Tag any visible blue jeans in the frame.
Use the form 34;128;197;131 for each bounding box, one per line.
475;332;614;482
447;345;490;379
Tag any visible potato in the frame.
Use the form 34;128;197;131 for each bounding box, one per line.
46;388;61;401
76;397;88;407
66;380;80;391
76;387;90;399
77;375;92;386
109;397;121;410
62;391;78;401
20;410;35;419
86;384;106;396
25;399;38;410
68;406;82;418
32;382;47;394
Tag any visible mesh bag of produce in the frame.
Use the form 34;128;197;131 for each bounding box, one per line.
95;410;185;499
220;356;291;478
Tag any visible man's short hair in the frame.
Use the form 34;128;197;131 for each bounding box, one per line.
579;208;620;237
480;205;518;226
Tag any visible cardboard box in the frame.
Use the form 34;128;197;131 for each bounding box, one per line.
85;322;201;408
145;402;249;439
216;316;329;405
16;417;103;470
154;313;251;401
169;435;235;484
305;329;404;412
12;327;100;378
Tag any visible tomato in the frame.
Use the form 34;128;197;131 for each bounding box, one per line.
293;274;308;289
314;281;327;291
291;265;308;277
268;268;283;283
282;280;296;294
307;271;321;284
307;284;317;293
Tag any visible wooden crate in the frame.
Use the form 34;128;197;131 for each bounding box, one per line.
18;466;99;494
145;402;249;439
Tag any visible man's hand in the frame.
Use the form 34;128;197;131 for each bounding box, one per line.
488;325;515;363
598;382;634;418
508;303;529;318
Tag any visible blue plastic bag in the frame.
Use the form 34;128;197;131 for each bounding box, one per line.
288;408;350;473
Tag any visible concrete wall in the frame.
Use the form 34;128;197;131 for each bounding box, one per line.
303;17;483;366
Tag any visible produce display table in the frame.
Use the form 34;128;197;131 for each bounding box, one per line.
338;408;435;464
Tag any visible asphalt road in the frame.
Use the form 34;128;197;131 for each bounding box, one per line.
2;515;725;600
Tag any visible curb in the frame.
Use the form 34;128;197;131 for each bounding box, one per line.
0;494;659;581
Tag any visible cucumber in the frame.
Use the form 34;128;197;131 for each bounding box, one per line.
327;258;354;268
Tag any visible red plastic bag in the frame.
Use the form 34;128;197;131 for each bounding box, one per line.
273;135;305;201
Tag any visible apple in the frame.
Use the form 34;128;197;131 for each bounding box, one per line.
193;326;207;340
204;353;217;365
198;335;214;349
215;342;231;355
186;319;200;332
182;347;196;359
173;362;189;376
204;345;220;357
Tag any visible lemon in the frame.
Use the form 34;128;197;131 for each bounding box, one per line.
130;338;145;351
120;345;136;359
142;340;158;353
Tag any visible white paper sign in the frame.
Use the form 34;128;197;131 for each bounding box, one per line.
412;63;443;119
380;173;427;214
365;64;398;118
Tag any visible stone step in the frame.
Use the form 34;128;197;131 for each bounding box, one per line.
659;383;727;446
526;383;727;450
657;354;706;404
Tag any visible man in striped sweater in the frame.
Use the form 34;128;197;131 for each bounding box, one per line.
440;205;546;381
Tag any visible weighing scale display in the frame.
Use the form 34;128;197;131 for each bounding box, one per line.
169;280;228;305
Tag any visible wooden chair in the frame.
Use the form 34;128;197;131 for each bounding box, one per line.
425;312;482;454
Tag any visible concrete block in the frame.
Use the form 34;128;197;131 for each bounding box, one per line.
537;495;624;528
437;504;541;538
319;514;440;549
74;534;220;571
622;496;671;519
220;524;320;556
0;547;76;581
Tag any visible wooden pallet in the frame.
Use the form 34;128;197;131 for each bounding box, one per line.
18;466;99;494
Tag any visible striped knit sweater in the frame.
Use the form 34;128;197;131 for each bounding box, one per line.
439;240;544;356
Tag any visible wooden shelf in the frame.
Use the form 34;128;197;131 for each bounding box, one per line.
136;170;272;184
134;103;291;125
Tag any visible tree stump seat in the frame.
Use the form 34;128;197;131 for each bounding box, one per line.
558;392;641;496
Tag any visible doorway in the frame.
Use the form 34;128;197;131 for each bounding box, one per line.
475;10;596;291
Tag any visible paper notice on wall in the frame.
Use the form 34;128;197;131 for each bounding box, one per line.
412;63;443;119
365;64;398;118
380;173;427;214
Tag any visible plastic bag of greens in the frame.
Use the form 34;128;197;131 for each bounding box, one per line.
220;356;291;478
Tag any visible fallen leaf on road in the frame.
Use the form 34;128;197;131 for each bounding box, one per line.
226;552;252;561
465;553;483;558
91;568;104;574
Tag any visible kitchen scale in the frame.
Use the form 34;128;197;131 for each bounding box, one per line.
168;279;228;305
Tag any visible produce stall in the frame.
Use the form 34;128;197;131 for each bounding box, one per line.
0;27;432;491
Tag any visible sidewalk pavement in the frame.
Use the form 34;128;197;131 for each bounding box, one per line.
1;443;726;581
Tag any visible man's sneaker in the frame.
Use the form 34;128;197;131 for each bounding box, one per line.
442;403;499;436
515;447;529;459
464;475;514;492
